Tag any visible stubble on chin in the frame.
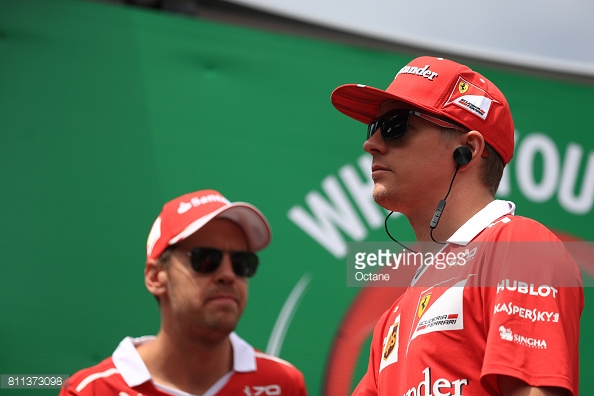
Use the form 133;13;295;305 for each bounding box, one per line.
372;184;396;211
192;310;241;343
206;318;238;338
205;302;243;328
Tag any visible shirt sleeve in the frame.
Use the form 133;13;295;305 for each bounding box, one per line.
479;219;584;395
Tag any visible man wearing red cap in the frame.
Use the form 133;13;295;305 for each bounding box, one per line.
60;190;307;396
331;57;583;395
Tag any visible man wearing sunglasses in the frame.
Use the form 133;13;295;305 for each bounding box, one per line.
331;57;582;396
60;189;307;396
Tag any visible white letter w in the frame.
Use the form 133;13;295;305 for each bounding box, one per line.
288;175;366;258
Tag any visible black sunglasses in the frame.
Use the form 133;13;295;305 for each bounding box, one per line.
186;247;259;278
367;109;465;141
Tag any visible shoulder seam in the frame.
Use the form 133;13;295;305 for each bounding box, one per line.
75;367;120;392
253;352;295;368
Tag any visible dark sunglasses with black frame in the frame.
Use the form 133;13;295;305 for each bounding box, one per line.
368;109;467;141
186;247;259;278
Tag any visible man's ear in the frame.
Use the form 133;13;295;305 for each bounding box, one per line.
457;130;486;171
145;258;167;298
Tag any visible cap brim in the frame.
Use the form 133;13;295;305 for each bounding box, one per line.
331;84;414;124
170;202;271;252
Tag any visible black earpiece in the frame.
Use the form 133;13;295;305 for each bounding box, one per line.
453;146;472;166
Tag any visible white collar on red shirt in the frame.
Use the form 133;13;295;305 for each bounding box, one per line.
447;200;515;246
112;332;256;389
411;200;515;285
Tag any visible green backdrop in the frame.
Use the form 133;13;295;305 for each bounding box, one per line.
1;0;593;395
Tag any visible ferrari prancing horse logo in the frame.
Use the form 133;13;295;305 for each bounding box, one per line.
458;81;469;94
418;293;431;318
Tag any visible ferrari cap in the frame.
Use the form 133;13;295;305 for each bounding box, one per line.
331;56;514;164
146;189;271;260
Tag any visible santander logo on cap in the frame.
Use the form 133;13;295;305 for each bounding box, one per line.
177;193;230;214
396;64;439;81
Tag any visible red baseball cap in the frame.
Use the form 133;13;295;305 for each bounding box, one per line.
146;189;271;260
331;56;515;164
